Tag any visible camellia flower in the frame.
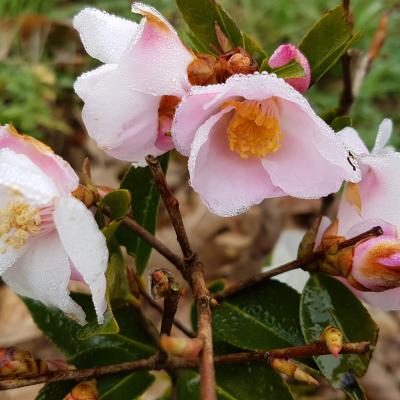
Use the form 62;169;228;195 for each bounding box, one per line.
331;119;400;309
0;125;108;324
172;72;360;216
268;44;311;93
73;3;194;162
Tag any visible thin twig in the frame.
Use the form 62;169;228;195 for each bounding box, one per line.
132;270;195;338
215;225;383;301
102;207;185;272
0;342;370;390
146;155;217;400
338;0;354;116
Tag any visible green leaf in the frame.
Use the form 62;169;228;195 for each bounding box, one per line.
99;189;131;220
331;115;352;131
299;5;360;83
263;60;306;79
176;0;266;64
212;280;305;351
116;154;169;275
98;371;155;400
23;294;156;359
300;274;378;398
106;239;132;303
177;365;293;400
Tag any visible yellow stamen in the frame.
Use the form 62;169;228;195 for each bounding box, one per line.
0;201;41;252
223;99;283;159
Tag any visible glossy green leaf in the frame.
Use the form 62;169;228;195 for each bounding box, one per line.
23;293;156;359
212;280;305;350
177;365;293;400
300;274;378;398
260;59;306;80
116;154;169;275
98;371;155;400
331;115;352;131
106;239;132;303
99;189;131;220
176;0;266;64
299;5;360;83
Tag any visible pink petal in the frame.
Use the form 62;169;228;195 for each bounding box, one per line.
188;109;283;217
120;3;194;96
261;99;356;198
172;85;224;156
268;44;311;93
73;8;138;64
315;216;333;248
357;153;400;228
344;218;396;238
0;126;78;195
80;70;162;162
340;278;400;311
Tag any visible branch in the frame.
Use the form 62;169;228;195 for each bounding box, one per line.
131;269;195;338
146;155;216;400
102;207;185;273
338;0;354;116
215;225;383;301
0;342;370;390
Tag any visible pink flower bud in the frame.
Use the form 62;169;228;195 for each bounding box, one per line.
350;234;400;292
268;44;311;93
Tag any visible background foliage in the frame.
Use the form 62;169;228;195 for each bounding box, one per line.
0;0;399;147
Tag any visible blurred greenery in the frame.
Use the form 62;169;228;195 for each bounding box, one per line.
0;0;398;147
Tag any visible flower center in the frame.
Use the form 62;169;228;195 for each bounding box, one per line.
0;200;41;253
224;99;283;159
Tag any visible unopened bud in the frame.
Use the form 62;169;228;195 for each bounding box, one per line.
150;269;174;299
0;347;48;378
270;358;318;385
227;53;256;75
64;380;98;400
188;55;218;86
72;184;99;208
160;335;203;359
320;326;343;358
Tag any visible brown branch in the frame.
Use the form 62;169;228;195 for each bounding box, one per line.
132;270;195;338
338;0;354;116
215;225;383;301
0;342;370;391
146;155;216;400
102;207;185;273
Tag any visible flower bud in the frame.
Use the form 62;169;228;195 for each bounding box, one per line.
348;235;400;292
188;55;218;86
72;184;99;208
270;358;318;385
320;326;343;358
0;347;48;378
150;269;174;299
160;335;203;359
64;380;98;400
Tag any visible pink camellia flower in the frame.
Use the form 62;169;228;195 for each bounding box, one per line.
73;3;194;162
172;72;360;216
338;119;399;232
268;44;311;93
332;119;400;309
0;125;108;324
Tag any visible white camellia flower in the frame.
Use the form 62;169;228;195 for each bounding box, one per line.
73;3;194;163
0;125;108;324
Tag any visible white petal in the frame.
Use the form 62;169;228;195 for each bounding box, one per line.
372;119;393;154
54;196;108;324
2;234;86;324
268;229;309;293
338;127;369;155
73;8;138;64
0;149;59;205
74;64;117;102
